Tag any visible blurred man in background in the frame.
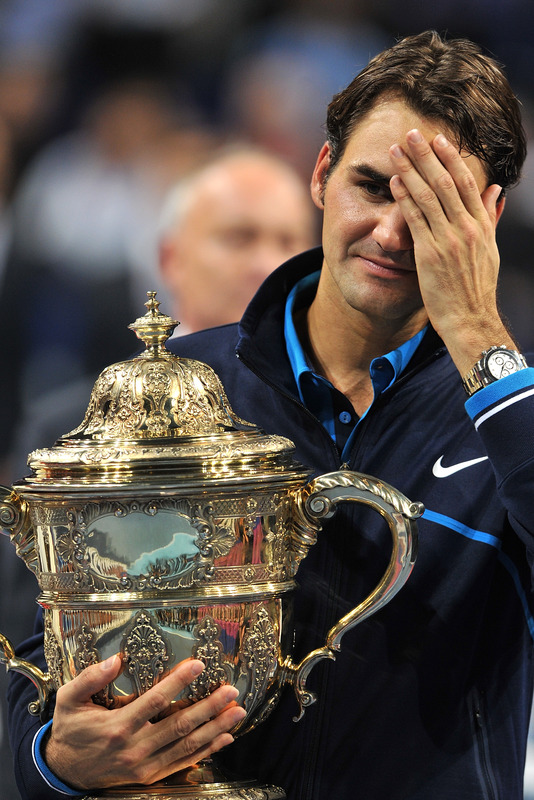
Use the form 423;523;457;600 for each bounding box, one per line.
157;146;316;332
9;145;316;473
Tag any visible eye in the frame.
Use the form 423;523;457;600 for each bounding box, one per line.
361;181;393;201
218;228;256;247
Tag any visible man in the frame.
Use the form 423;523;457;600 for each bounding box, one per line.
7;30;533;799
157;146;316;331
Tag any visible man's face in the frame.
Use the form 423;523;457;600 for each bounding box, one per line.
310;96;488;329
163;157;314;330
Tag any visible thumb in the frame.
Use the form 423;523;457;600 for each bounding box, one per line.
57;654;122;705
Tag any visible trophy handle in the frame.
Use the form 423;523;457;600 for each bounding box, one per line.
1;485;51;720
0;484;39;576
284;469;423;721
0;631;54;722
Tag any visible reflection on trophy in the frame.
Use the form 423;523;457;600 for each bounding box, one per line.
0;293;422;799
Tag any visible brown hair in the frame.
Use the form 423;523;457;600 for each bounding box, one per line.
326;30;526;191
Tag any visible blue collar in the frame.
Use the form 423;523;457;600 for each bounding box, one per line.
284;271;427;459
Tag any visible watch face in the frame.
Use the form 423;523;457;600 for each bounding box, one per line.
486;349;521;380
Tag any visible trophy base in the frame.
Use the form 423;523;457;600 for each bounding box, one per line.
84;760;286;799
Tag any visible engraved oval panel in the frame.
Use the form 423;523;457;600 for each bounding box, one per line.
85;509;200;582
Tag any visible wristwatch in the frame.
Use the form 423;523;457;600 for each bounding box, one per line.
462;345;528;396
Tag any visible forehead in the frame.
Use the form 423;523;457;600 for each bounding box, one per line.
183;160;313;236
193;161;304;211
340;96;488;190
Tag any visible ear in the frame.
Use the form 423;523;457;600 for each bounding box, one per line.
310;143;331;210
158;237;181;286
481;184;506;227
158;240;171;281
495;193;506;226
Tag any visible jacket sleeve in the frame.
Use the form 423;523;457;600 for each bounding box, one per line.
465;366;534;548
6;609;78;800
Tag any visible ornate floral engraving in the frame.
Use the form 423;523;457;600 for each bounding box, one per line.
143;363;172;436
43;613;64;690
64;338;257;443
266;503;292;580
239;607;278;716
74;623;113;708
56;509;88;576
122;610;170;695
74;623;99;672
55;498;237;593
192;503;236;561
186;616;232;701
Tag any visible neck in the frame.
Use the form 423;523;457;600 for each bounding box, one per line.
299;277;428;415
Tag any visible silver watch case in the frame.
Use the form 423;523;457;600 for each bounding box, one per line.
462;345;528;396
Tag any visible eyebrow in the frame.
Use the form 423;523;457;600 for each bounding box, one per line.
349;163;392;186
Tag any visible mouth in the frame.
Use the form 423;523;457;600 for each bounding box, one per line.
357;255;416;277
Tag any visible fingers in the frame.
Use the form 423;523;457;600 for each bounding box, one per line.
385;126;504;353
48;656;247;790
56;653;122;705
389;130;496;230
430;133;486;217
137;681;245;753
388;140;448;240
140;698;246;783
104;676;246;786
122;659;206;730
389;171;431;242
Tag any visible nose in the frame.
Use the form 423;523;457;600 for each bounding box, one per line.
373;203;413;253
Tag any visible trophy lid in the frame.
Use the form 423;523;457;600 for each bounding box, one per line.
24;292;300;488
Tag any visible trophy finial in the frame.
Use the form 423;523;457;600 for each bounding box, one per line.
128;291;180;356
144;291;160;315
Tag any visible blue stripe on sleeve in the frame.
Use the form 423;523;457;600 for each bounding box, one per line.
423;509;534;642
32;720;81;796
498;551;534;640
422;508;502;549
465;367;534;419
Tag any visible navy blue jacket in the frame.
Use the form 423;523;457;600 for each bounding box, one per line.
8;248;534;799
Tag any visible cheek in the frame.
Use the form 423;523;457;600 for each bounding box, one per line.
191;240;231;274
323;193;370;245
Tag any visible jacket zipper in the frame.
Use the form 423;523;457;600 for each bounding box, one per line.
472;688;498;800
344;345;448;466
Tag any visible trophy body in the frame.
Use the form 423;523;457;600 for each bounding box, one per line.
30;481;303;736
0;294;422;799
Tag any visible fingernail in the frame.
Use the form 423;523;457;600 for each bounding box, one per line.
390;145;404;158
223;686;239;703
190;660;204;676
435;134;449;148
407;129;423;143
100;654;119;673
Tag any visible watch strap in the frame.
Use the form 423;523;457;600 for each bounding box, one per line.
462;346;527;396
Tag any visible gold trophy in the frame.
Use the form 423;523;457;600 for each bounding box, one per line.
0;293;422;799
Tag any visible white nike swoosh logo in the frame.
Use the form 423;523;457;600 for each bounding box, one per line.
432;455;489;478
